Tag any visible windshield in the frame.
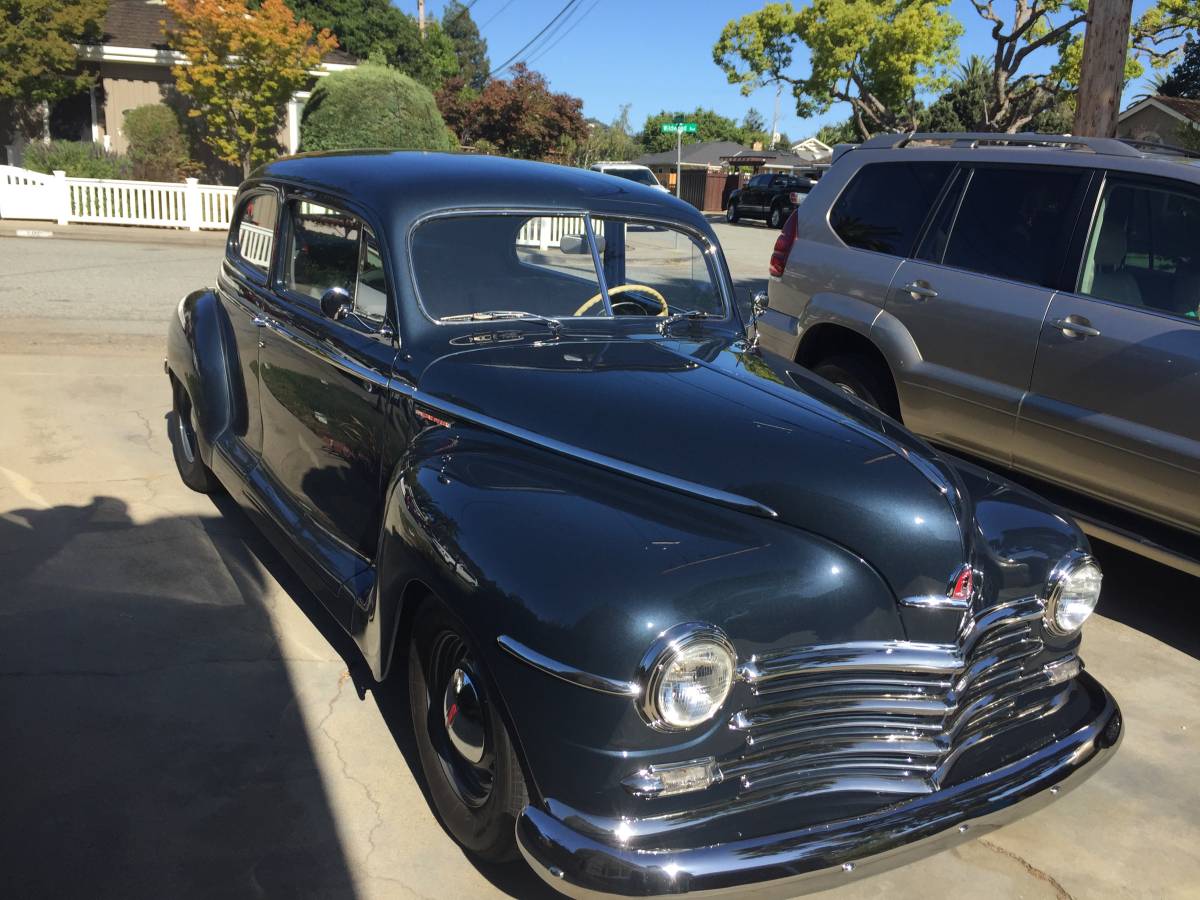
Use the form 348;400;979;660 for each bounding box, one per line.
411;213;726;321
606;167;660;187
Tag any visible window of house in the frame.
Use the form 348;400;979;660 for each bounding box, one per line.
829;162;953;256
940;166;1086;288
234;192;278;273
1078;180;1200;319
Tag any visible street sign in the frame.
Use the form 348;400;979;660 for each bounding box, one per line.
660;122;698;134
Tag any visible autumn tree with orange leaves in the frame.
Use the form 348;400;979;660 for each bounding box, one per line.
165;0;336;176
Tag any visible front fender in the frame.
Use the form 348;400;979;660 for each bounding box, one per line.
365;424;908;815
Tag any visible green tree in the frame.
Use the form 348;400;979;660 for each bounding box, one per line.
438;63;585;159
639;108;744;153
742;107;767;133
713;0;961;140
815;117;863;145
285;0;406;62
443;0;489;90
1135;0;1200;68
924;55;992;132
561;104;641;167
1157;39;1200;97
393;16;460;89
166;0;337;177
300;63;454;152
123;104;193;181
0;0;107;141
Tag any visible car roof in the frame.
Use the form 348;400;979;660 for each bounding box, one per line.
253;150;707;231
833;132;1200;186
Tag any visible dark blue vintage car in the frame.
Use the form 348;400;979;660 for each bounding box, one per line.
166;151;1121;898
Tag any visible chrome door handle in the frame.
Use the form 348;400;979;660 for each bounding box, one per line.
904;281;938;300
1048;317;1101;338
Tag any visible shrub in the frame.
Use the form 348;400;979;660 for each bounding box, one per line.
123;104;194;182
300;64;455;153
23;140;131;179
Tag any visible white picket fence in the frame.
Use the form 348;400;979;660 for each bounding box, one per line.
517;215;600;249
0;165;237;231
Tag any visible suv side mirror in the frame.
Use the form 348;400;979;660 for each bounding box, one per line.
320;286;353;321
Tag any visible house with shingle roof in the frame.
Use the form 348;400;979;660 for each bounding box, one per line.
1118;95;1200;149
5;0;355;174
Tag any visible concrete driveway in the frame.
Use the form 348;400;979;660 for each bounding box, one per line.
1;229;1197;899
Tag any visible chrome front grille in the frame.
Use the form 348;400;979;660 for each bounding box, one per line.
725;596;1077;800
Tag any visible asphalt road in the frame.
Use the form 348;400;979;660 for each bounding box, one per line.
1;226;1197;899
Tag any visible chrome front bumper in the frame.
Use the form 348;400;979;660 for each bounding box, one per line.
516;672;1121;899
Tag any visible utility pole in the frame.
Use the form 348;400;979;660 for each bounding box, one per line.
1074;0;1134;137
418;0;426;37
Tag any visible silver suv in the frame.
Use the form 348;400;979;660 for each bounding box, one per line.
757;132;1200;571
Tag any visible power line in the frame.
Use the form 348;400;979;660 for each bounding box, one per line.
491;0;582;76
524;0;600;68
479;0;517;30
442;0;484;30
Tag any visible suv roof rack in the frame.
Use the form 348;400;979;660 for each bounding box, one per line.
1118;137;1200;159
857;132;1145;158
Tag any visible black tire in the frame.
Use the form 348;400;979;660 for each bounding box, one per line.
408;599;527;862
725;202;739;223
812;354;901;420
170;379;219;493
768;204;786;229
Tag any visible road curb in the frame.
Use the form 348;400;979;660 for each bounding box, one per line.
0;221;224;247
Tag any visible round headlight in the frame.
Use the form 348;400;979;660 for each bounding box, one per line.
638;624;736;731
1045;552;1102;635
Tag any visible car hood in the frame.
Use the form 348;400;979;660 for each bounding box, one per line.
416;337;967;606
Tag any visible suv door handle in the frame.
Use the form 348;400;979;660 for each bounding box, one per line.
903;281;938;300
1048;316;1101;338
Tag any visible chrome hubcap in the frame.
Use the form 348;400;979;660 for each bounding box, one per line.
443;667;485;765
177;405;196;464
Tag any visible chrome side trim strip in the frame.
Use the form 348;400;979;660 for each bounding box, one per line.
267;319;390;391
407;389;779;520
497;635;640;698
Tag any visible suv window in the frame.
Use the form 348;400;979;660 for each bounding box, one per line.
829;162;953;256
283;201;388;320
940;166;1086;288
1078;179;1200;320
234;192;278;273
749;174;771;188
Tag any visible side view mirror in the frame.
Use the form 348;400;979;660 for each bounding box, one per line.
752;291;769;319
558;233;606;255
320;286;353;321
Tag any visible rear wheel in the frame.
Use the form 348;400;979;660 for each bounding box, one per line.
408;599;527;862
725;202;739;223
768;204;786;229
170;380;218;493
813;354;901;420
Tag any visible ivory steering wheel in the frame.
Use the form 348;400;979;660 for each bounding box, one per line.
573;284;669;317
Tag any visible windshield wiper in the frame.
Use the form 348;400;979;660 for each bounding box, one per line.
443;310;562;340
657;310;715;335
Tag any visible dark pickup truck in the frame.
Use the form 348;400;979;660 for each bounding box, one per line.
725;172;814;228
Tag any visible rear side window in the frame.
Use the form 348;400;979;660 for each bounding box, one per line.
234;192;278;273
829;162;952;256
940;166;1086;288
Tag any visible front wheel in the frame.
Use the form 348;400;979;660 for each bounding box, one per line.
725;202;739;223
409;599;527;862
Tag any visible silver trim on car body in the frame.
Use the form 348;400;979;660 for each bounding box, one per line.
266;319;392;392
497;635;640;697
404;207;735;327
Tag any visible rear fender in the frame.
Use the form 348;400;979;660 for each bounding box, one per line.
166;288;236;466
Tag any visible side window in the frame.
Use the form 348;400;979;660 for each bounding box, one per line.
749;174;769;188
941;166;1086;288
1078;180;1200;320
234;192;278;273
829;162;953;256
284;201;389;320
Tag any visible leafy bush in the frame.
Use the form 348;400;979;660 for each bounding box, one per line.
300;64;455;153
123;104;194;182
23;140;131;179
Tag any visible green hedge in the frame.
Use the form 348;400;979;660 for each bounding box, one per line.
123;105;193;182
23;141;130;179
300;64;455;153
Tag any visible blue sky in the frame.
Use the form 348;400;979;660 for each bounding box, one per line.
428;0;1166;140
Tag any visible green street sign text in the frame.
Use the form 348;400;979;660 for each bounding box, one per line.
660;122;698;134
